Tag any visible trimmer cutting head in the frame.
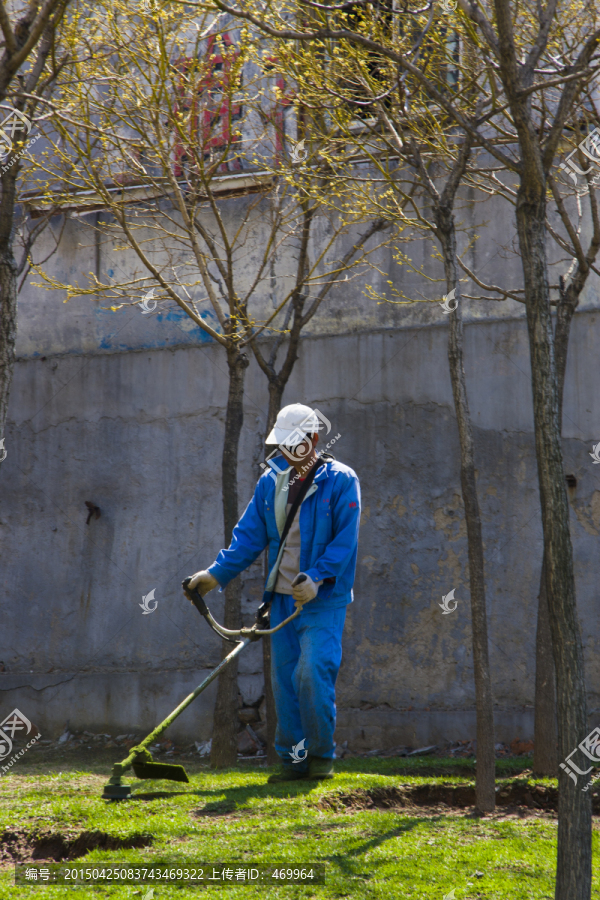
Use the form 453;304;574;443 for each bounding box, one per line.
101;573;284;800
132;760;189;782
102;780;132;800
101;747;190;800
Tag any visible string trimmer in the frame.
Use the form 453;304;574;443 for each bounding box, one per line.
101;576;305;799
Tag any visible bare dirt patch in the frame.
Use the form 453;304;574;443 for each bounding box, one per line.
317;781;600;816
0;829;153;864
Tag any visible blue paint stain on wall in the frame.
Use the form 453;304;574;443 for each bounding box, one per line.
94;303;218;352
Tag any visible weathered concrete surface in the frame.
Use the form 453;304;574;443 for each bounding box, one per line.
17;194;600;361
1;311;599;745
0;672;219;743
335;708;536;752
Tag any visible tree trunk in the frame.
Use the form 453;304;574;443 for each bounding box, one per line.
210;346;249;769
267;377;284;440
515;188;590;899
263;376;285;764
533;555;558;775
438;224;495;812
252;300;305;766
533;282;578;778
449;312;495;813
0;171;18;447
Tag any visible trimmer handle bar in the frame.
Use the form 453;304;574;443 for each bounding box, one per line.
181;576;303;641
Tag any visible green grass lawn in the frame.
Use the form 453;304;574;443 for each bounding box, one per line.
1;755;599;899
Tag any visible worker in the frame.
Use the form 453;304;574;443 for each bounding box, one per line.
187;403;361;782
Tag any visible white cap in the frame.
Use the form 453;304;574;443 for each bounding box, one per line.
266;403;321;448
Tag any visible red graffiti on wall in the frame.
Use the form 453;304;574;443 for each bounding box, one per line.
173;33;243;176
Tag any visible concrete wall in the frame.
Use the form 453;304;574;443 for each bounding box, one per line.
4;25;600;751
2;305;600;747
17;180;600;363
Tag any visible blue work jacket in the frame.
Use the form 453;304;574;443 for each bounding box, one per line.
208;456;361;610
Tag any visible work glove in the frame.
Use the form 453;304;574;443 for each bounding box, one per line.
291;572;322;608
187;570;219;597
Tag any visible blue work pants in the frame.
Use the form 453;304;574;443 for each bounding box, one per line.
269;593;346;768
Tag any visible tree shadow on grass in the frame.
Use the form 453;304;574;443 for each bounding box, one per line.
128;790;191;801
343;817;432;858
322;819;426;881
116;774;323;810
190;778;323;815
